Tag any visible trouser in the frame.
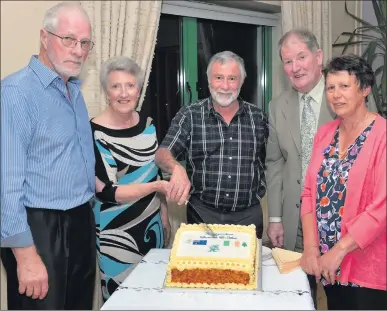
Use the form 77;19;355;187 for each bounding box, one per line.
1;202;96;310
324;284;387;310
186;197;263;239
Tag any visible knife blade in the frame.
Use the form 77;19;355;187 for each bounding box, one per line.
186;201;217;237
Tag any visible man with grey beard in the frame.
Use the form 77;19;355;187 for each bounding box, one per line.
155;51;268;237
1;2;96;309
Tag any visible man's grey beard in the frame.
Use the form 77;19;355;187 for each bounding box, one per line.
47;51;83;79
210;87;240;107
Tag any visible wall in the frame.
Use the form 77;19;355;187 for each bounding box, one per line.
0;1;61;79
331;0;362;57
271;12;287;98
362;0;383;85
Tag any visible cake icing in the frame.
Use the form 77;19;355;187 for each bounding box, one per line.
165;223;259;290
176;231;252;258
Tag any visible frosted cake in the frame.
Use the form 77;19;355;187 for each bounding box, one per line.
165;223;259;290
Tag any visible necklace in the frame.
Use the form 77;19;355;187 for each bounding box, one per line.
340;112;370;133
338;112;370;159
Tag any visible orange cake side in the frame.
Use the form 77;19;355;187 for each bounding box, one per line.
171;268;250;285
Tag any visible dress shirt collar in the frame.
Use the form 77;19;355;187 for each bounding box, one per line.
28;55;81;89
298;75;325;104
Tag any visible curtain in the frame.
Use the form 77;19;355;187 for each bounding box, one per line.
80;0;162;117
281;1;332;64
78;2;162;308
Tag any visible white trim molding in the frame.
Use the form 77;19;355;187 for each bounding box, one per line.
161;0;279;26
353;0;363;56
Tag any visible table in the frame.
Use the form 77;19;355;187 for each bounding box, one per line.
101;248;314;310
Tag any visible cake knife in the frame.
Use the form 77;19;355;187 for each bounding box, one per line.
185;201;217;237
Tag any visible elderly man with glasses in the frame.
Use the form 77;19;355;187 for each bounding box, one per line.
1;2;96;310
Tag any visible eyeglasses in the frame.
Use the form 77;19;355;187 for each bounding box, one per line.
46;30;94;51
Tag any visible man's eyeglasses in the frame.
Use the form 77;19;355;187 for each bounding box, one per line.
46;30;94;51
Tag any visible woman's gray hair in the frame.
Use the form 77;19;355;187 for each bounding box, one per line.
278;28;320;61
206;51;247;83
100;56;144;92
43;2;91;35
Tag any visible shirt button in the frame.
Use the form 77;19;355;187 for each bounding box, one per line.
297;180;300;184
296;204;300;208
229;157;232;160
226;194;229;197
228;175;231;179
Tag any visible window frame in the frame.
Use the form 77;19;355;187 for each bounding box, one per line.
162;1;279;26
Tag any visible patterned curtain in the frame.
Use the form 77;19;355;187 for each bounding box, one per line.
281;1;332;64
80;0;162;117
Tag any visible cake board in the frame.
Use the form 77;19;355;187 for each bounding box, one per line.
162;239;263;294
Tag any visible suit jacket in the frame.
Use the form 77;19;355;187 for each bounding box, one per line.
301;115;386;290
265;87;336;250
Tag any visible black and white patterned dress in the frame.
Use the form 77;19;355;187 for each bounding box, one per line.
90;114;164;301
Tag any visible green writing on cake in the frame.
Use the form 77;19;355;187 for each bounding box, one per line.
209;245;220;252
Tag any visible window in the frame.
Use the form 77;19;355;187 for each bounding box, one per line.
142;1;276;143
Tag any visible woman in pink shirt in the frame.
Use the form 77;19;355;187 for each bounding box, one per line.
300;54;386;310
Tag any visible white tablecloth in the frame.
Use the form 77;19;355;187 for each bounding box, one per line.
101;248;314;310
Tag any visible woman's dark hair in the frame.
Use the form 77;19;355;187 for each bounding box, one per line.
323;54;375;90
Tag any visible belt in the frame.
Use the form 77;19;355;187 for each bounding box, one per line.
188;199;252;214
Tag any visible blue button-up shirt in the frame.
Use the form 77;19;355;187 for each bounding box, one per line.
1;56;95;248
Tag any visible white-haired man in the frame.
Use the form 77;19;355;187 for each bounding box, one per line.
1;2;96;309
155;51;268;238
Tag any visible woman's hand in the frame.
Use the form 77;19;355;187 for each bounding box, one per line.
158;192;171;248
161;211;171;247
157;180;171;197
319;245;346;284
300;246;321;281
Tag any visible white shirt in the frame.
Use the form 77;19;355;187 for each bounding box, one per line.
269;75;325;223
298;75;325;132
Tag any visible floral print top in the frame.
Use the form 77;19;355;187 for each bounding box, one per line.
316;120;375;287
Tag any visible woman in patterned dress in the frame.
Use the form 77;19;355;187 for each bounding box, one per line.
90;56;171;301
300;55;386;310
